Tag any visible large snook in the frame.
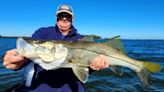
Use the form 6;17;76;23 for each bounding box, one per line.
16;37;160;87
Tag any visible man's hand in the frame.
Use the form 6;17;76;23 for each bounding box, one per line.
90;55;109;70
3;49;25;70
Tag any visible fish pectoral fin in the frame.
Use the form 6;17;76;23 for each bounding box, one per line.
72;67;89;83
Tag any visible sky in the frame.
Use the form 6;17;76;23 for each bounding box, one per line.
0;0;164;39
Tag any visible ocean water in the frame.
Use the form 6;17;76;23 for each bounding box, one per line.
0;38;164;92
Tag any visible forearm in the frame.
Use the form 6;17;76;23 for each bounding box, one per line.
17;58;32;70
2;49;30;70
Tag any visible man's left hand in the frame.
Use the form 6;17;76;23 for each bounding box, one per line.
89;55;109;70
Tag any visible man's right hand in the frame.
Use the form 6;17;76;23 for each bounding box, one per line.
3;49;25;70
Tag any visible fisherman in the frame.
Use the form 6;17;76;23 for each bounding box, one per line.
2;4;109;92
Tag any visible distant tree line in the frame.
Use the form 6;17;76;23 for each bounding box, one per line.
0;34;103;39
84;34;101;39
0;35;28;38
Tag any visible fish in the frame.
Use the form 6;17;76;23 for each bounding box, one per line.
16;37;161;87
81;35;124;75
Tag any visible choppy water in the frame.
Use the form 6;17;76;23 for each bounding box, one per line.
0;38;164;92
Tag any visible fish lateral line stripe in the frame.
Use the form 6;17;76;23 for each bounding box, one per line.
68;47;143;68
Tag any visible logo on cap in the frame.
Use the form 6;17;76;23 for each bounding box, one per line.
61;5;70;10
56;4;73;16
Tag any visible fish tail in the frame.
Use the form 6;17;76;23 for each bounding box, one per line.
143;62;161;73
136;68;151;88
136;62;160;87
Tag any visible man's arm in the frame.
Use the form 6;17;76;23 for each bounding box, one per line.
2;49;26;70
90;54;109;70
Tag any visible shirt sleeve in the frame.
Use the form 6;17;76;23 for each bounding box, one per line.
31;28;46;39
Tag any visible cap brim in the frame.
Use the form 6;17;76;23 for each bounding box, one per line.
56;10;73;16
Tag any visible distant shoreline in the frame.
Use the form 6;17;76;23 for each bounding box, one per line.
0;36;29;38
0;35;163;40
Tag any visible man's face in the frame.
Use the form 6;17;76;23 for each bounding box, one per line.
56;12;73;32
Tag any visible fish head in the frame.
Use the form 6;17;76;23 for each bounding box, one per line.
17;38;38;58
26;39;68;63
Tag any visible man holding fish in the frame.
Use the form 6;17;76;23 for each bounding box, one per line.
2;4;109;92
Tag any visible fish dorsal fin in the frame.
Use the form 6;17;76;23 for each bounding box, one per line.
79;36;94;42
103;36;125;75
72;67;89;83
104;35;125;54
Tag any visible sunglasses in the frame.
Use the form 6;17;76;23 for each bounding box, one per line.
57;12;72;22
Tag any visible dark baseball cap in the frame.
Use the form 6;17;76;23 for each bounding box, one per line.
56;4;73;16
